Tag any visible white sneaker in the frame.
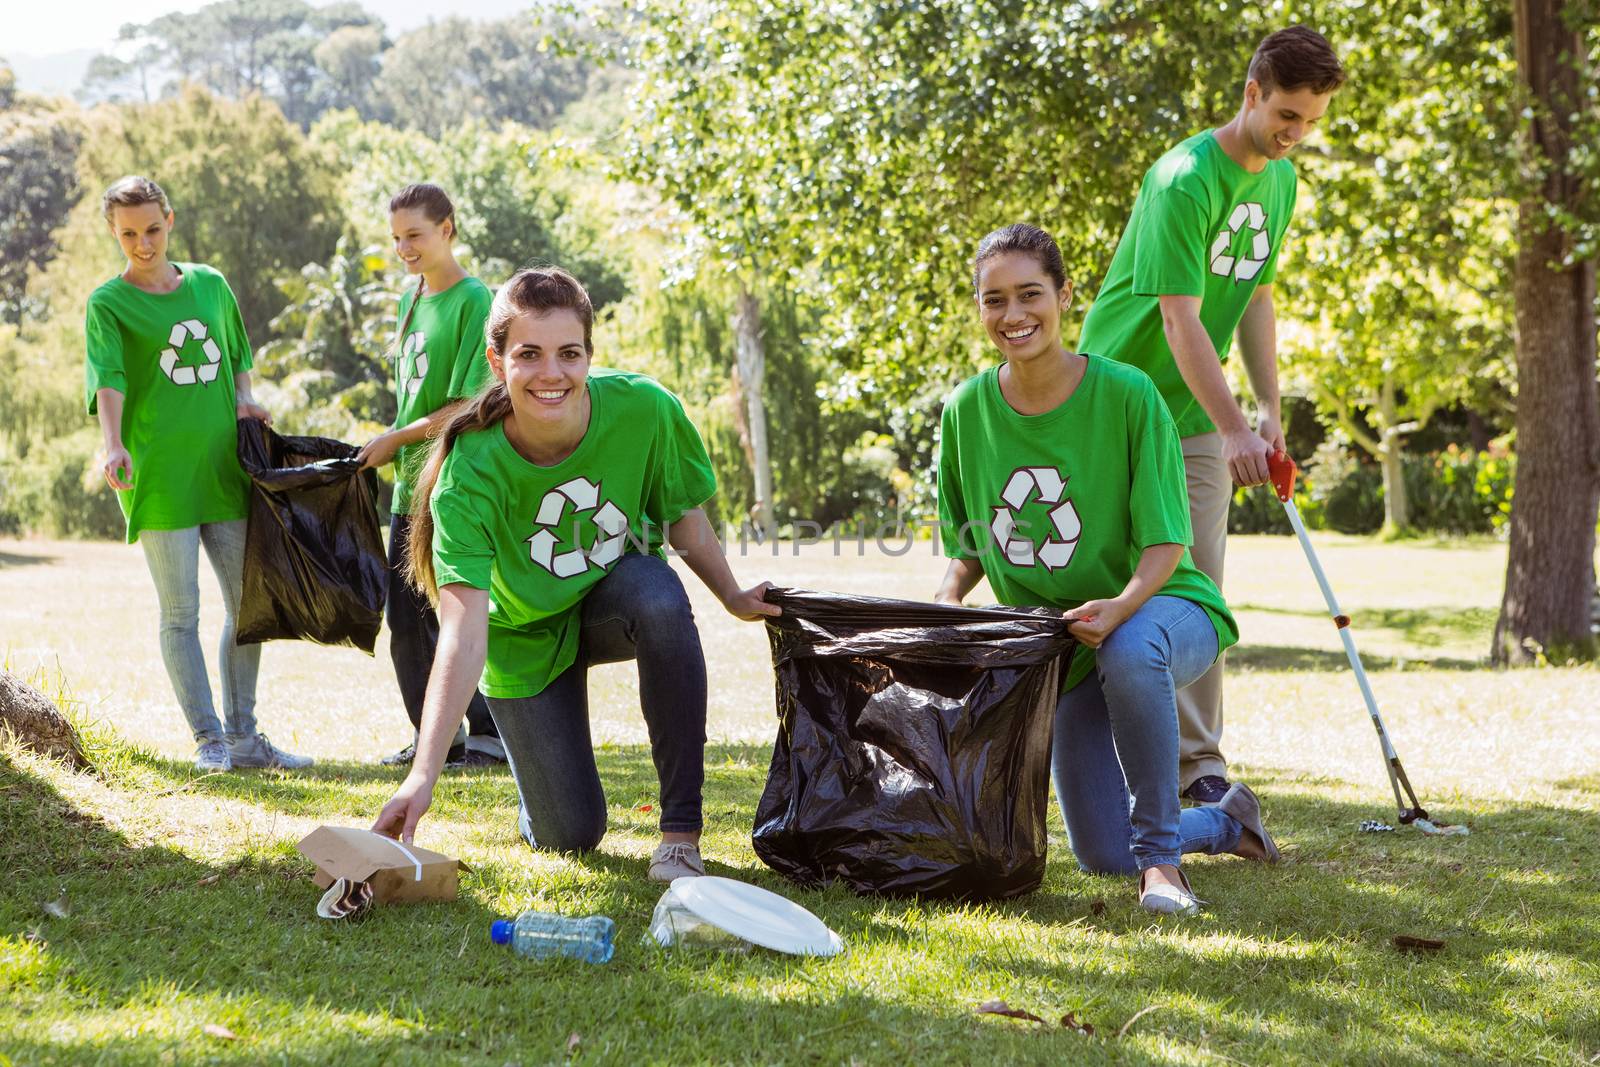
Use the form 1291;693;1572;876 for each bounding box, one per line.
648;841;706;882
227;733;313;771
194;739;232;772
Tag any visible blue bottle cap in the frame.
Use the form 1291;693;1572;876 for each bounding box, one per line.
490;919;514;945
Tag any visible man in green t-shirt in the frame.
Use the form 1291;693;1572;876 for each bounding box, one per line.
1077;26;1346;804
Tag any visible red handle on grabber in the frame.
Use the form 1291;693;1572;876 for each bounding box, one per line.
1267;450;1298;503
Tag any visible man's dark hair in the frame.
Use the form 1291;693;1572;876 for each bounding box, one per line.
1248;26;1346;95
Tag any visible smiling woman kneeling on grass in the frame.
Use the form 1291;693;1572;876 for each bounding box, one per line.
934;224;1279;914
372;267;778;882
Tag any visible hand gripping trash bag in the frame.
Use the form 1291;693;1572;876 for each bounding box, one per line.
753;588;1075;900
236;418;387;653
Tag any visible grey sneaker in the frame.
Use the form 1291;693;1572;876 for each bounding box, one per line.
648;841;706;882
194;739;232;773
228;733;313;771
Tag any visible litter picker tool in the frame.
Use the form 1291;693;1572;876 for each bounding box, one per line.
1264;451;1467;836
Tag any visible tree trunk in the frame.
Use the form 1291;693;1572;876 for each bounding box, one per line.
0;672;90;771
1494;0;1600;665
733;287;776;540
1378;375;1410;534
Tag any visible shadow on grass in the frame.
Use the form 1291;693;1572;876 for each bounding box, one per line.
1232;602;1498;649
110;743;777;816
1;746;1121;1065
0;548;58;568
6;745;1600;1065
1229;644;1483;672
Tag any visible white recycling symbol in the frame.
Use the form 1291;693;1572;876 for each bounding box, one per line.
1208;201;1272;283
524;476;629;579
158;319;222;387
400;331;428;397
990;466;1082;571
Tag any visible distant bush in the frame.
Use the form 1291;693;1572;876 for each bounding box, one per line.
1406;446;1515;535
1229;443;1515;537
0;429;126;540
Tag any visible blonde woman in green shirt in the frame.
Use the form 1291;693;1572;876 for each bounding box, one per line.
356;183;503;770
372;267;778;882
935;224;1277;914
85;176;311;773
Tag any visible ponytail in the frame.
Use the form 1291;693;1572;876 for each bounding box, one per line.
389;276;427;363
405;380;514;599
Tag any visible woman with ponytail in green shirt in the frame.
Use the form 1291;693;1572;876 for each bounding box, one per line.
372;267;778;882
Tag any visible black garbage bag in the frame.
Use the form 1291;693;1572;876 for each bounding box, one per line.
235;418;387;653
753;587;1075;900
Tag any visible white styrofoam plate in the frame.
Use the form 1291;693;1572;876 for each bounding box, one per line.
667;875;843;956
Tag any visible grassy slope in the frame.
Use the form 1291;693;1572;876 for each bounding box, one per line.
2;534;1599;1065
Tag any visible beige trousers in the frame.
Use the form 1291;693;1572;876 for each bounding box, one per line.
1177;432;1230;787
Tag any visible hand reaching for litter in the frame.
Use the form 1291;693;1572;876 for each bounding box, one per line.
372;775;435;845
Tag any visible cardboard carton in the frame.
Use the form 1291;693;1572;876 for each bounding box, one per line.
296;826;465;904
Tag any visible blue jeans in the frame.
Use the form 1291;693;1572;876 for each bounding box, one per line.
1052;595;1242;874
486;553;708;852
139;520;260;742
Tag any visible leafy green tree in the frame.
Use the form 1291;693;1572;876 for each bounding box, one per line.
0;98;83;324
74;85;342;339
313;23;385;116
1278;0;1519;533
82;0;384;125
256;236;395;440
599;243;900;534
613;0;1287;507
310;112;626;309
371;15;592;137
80;43;166;105
616;0;1596;555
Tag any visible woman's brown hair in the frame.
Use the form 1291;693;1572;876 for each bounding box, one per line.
405;266;596;597
102;175;171;221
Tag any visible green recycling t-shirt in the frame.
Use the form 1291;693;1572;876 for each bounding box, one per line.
83;263;253;543
391;276;494;515
431;369;718;698
1077;130;1298;438
937;357;1237;691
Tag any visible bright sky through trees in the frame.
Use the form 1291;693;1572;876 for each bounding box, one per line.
9;0;538;54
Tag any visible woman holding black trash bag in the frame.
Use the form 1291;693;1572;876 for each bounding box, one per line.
371;267;779;882
84;175;311;773
357;183;505;770
934;223;1278;915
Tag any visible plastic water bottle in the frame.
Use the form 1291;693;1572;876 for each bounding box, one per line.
489;911;616;964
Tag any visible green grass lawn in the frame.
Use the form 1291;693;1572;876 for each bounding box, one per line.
3;534;1599;1065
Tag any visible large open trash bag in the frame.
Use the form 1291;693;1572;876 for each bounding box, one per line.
753;588;1075;899
236;418;387;653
